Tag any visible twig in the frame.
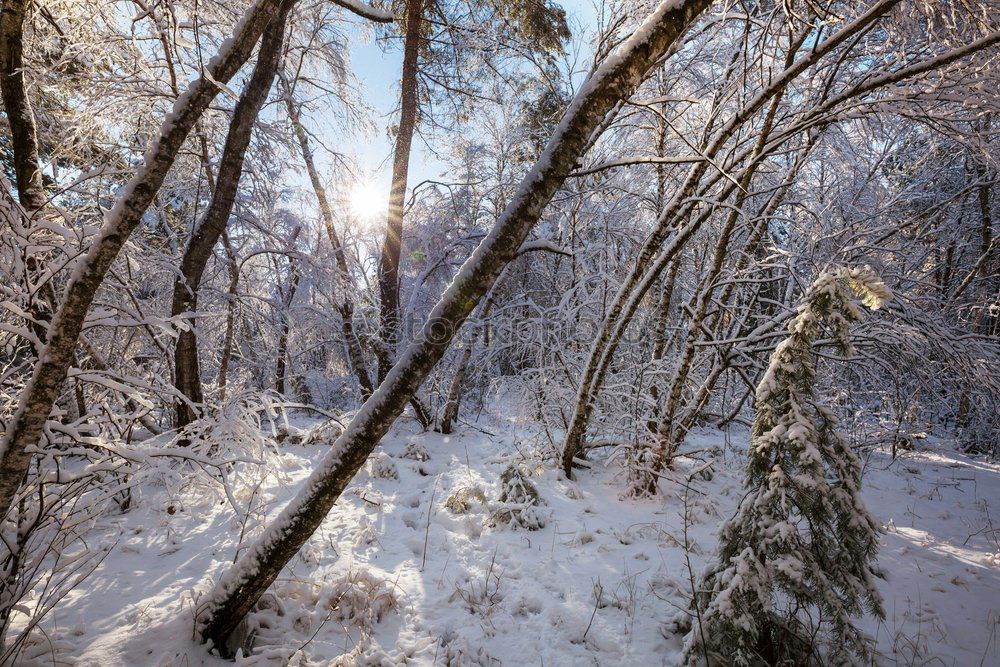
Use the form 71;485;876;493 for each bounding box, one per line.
583;578;601;641
421;477;439;571
683;483;711;666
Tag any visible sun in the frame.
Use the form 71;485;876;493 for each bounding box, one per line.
347;180;387;222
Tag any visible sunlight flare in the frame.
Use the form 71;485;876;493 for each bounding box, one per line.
348;180;387;222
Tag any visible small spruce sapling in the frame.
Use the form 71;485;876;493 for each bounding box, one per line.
490;465;546;530
685;267;891;665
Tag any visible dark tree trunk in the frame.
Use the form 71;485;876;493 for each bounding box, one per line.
439;338;473;434
0;0;57;356
171;3;293;429
645;259;680;433
437;281;504;434
218;231;240;401
194;0;713;652
972;116;997;332
275;258;300;396
0;0;46;213
377;0;423;383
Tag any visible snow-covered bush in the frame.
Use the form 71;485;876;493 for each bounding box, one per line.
488;465;546;530
297;419;345;447
958;398;1000;458
0;390;282;660
438;631;498;666
445;485;487;514
400;440;431;461
328;640;398;667
686;267;890;665
237;570;399;660
0;474;115;662
319;568;399;631
450;549;504;619
366;452;399;481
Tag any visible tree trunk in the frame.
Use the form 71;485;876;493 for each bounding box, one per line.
275;258;300;395
377;0;423;383
0;0;46;213
280;82;375;399
645;259;680;432
438;292;499;434
171;3;292;429
0;0;289;522
218;231;240;401
0;0;59;357
972;117;996;335
195;0;713;652
438;339;473;434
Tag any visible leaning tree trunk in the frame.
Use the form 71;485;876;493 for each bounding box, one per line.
171;3;292;429
650;49;795;475
280;81;375;399
0;0;290;522
193;0;714;652
376;0;423;384
559;0;904;476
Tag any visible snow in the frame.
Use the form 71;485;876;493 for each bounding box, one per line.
10;420;1000;665
330;0;395;23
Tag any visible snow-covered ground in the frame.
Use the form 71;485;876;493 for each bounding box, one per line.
13;416;1000;666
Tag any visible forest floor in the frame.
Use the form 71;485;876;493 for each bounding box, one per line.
12;414;1000;666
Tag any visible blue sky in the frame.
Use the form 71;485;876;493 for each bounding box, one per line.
337;0;599;200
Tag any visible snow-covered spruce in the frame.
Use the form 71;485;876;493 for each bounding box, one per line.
685;267;892;665
488;465;546;530
366;452;399;481
400;440;431;461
